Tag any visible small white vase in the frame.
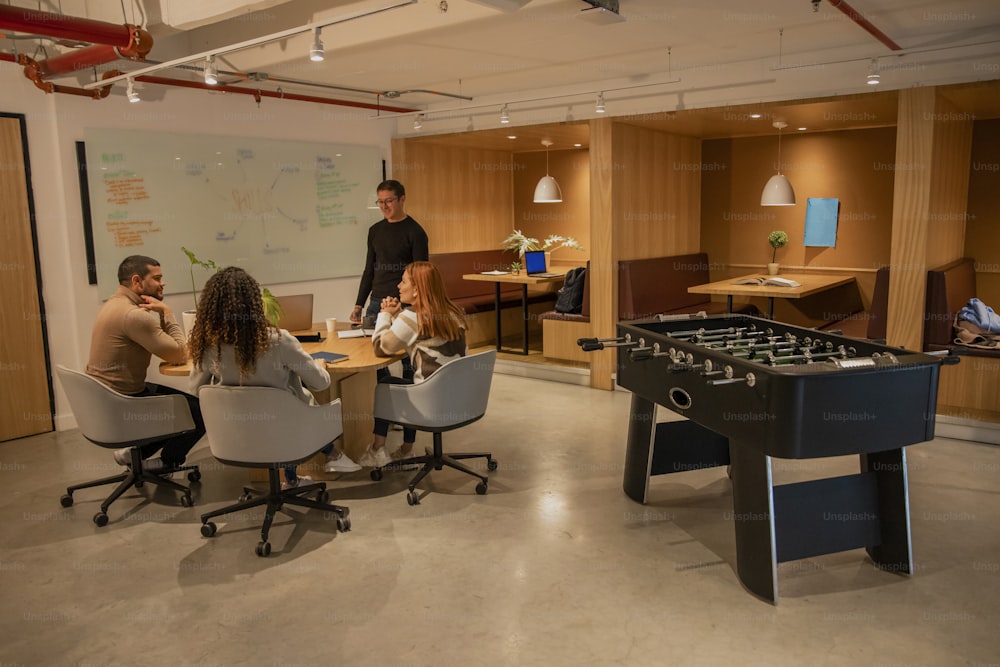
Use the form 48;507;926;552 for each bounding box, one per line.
767;263;779;276
182;310;197;335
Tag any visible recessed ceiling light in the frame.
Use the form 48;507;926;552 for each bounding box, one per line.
507;135;517;139
574;143;582;147
798;127;807;131
750;113;762;119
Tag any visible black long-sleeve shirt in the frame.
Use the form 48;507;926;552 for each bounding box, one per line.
355;215;429;307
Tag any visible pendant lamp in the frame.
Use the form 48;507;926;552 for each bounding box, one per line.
760;121;796;206
533;139;563;203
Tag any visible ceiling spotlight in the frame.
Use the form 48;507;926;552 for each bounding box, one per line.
126;78;140;103
867;58;880;85
310;27;325;62
413;114;424;131
500;104;510;124
578;0;626;24
204;56;218;85
595;92;606;113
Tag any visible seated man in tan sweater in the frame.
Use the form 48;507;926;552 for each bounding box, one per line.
86;255;205;470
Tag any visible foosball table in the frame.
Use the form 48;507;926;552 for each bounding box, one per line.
580;313;957;602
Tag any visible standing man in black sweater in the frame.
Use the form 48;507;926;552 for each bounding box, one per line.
351;179;429;365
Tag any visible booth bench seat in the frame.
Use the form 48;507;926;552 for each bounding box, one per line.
923;257;1000;422
618;253;753;320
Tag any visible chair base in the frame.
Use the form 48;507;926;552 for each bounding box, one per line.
373;432;495;504
199;467;350;556
60;447;200;527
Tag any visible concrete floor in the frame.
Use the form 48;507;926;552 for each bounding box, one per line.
2;372;999;666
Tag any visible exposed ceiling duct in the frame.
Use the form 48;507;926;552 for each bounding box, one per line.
825;0;903;51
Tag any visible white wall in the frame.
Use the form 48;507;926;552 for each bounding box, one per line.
1;67;394;430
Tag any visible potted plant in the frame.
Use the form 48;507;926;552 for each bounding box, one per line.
181;247;282;331
767;230;788;275
509;261;522;275
501;230;585;270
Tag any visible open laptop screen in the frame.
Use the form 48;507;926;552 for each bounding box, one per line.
275;294;314;331
524;250;547;275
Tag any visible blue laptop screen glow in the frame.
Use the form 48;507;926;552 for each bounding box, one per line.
524;251;547;274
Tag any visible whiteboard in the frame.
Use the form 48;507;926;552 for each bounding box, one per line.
83;127;382;298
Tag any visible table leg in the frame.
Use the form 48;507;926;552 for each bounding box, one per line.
727;296;733;313
493;282;502;352
521;283;529;355
767;297;775;319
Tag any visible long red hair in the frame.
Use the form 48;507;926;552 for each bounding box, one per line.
406;261;465;341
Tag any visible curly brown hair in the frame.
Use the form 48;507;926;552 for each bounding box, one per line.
188;266;272;379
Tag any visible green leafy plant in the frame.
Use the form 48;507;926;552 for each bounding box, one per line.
509;261;522;274
501;229;585;258
768;230;789;263
181;247;282;326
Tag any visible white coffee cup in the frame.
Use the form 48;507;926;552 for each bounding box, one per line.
325;317;337;334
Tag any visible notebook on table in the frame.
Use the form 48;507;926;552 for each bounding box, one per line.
524;250;561;278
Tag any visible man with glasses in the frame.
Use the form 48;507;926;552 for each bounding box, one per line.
350;180;429;330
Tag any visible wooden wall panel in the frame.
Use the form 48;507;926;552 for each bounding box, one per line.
966;119;1000;307
886;87;936;351
613;124;701;259
589;118;616;390
391;139;512;253
0;115;52;441
512;148;590;267
926;95;974;269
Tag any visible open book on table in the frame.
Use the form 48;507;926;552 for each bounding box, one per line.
733;276;801;287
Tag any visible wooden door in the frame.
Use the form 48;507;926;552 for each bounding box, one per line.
0;113;52;441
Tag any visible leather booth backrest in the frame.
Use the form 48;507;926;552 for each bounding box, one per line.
429;249;519;301
924;257;977;348
867;266;891;341
618;253;711;320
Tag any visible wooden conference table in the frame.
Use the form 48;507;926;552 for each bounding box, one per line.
687;272;856;319
462;271;565;354
159;325;404;471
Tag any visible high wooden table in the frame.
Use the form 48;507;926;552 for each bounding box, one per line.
687;273;856;319
159;325;404;473
462;271;565;354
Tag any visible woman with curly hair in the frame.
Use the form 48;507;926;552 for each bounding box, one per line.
188;266;361;485
358;260;467;468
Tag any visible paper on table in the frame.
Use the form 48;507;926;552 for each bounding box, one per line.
481;270;509;275
337;328;365;338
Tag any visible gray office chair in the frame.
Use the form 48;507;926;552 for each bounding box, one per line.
370;350;497;505
56;365;201;526
197;386;350;557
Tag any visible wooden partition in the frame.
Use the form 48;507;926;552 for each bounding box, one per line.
390;138;513;252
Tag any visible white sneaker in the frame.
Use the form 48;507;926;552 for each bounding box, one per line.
113;448;132;467
325;452;362;473
358;445;392;469
282;475;313;490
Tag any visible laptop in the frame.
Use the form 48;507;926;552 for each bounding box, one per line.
275;294;314;332
524;250;561;278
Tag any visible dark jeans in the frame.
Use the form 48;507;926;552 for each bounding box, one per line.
373;375;416;443
133;383;205;467
365;298;414;382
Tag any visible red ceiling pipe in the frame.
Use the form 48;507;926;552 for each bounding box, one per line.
17;53;113;99
0;5;141;47
827;0;903;51
136;75;418;113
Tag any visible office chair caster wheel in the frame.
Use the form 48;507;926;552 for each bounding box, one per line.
487;459;498;472
93;512;109;527
317;490;330;504
337;516;351;532
201;522;217;537
180;494;194;508
406;490;420;506
239;493;252;502
135;479;144;489
187;469;202;482
60;494;73;508
370;469;383;482
475;482;488;495
255;541;271;557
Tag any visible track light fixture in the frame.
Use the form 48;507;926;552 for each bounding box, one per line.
413;114;424;131
204;56;218;85
126;78;140;103
500;104;510;124
310;27;325;62
595;92;606;113
866;58;880;85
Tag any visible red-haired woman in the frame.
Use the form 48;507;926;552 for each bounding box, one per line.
358;261;467;468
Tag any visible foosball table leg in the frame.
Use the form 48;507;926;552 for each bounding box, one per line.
861;447;914;575
729;444;780;603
